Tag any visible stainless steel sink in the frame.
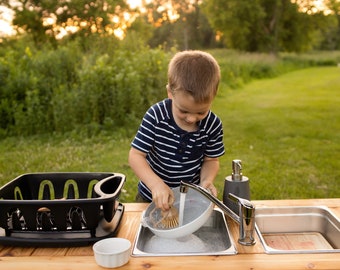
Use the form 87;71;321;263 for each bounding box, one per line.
255;206;340;254
132;209;237;256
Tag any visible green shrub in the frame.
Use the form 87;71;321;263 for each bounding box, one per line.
210;49;340;89
0;36;169;137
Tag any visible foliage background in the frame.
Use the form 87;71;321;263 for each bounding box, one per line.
1;0;340;51
0;0;339;201
0;36;169;137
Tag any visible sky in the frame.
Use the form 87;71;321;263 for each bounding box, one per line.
0;6;15;37
126;0;149;9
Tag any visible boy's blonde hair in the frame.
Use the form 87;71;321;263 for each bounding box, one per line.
167;50;220;103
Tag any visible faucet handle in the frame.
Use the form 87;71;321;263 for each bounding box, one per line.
228;193;254;209
228;193;255;220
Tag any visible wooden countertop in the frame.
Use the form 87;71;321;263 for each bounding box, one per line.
1;199;339;270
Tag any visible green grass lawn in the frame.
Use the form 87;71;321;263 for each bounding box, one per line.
0;66;339;202
214;66;340;200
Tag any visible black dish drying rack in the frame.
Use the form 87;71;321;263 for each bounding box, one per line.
0;172;125;246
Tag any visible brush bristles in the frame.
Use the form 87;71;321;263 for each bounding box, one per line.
160;206;179;229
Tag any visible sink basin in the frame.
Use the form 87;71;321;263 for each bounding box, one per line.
132;209;237;256
255;206;340;254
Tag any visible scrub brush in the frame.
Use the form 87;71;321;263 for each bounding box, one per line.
149;205;179;229
159;206;179;228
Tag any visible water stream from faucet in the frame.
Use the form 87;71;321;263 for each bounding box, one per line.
178;192;186;226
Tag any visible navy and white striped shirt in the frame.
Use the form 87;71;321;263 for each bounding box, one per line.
131;98;225;201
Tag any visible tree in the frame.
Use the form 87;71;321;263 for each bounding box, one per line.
201;0;267;52
201;0;324;53
278;1;315;52
137;0;217;50
325;0;340;48
0;0;128;45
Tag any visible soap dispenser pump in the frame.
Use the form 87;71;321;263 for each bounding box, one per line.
223;159;251;214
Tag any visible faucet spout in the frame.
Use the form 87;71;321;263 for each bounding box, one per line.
180;181;256;246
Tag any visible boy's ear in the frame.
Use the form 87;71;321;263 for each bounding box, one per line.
166;84;173;99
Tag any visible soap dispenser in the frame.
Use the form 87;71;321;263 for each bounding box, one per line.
223;159;251;214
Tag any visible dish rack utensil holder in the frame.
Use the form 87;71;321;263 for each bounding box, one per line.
0;172;125;246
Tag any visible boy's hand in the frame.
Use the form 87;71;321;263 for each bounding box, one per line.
151;181;175;211
200;156;220;197
200;181;217;197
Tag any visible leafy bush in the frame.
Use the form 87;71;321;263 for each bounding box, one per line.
0;36;168;137
210;49;340;89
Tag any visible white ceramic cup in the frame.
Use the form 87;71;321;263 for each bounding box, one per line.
93;238;131;268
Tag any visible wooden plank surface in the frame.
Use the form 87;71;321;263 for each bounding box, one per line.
262;232;333;250
1;253;340;270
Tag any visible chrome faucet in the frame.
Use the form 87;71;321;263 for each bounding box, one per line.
180;181;256;246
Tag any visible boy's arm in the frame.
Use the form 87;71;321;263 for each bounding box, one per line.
128;147;174;210
199;156;220;197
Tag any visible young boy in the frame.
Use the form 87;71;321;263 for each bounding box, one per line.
128;50;225;211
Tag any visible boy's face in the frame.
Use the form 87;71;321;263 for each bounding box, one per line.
168;90;211;132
